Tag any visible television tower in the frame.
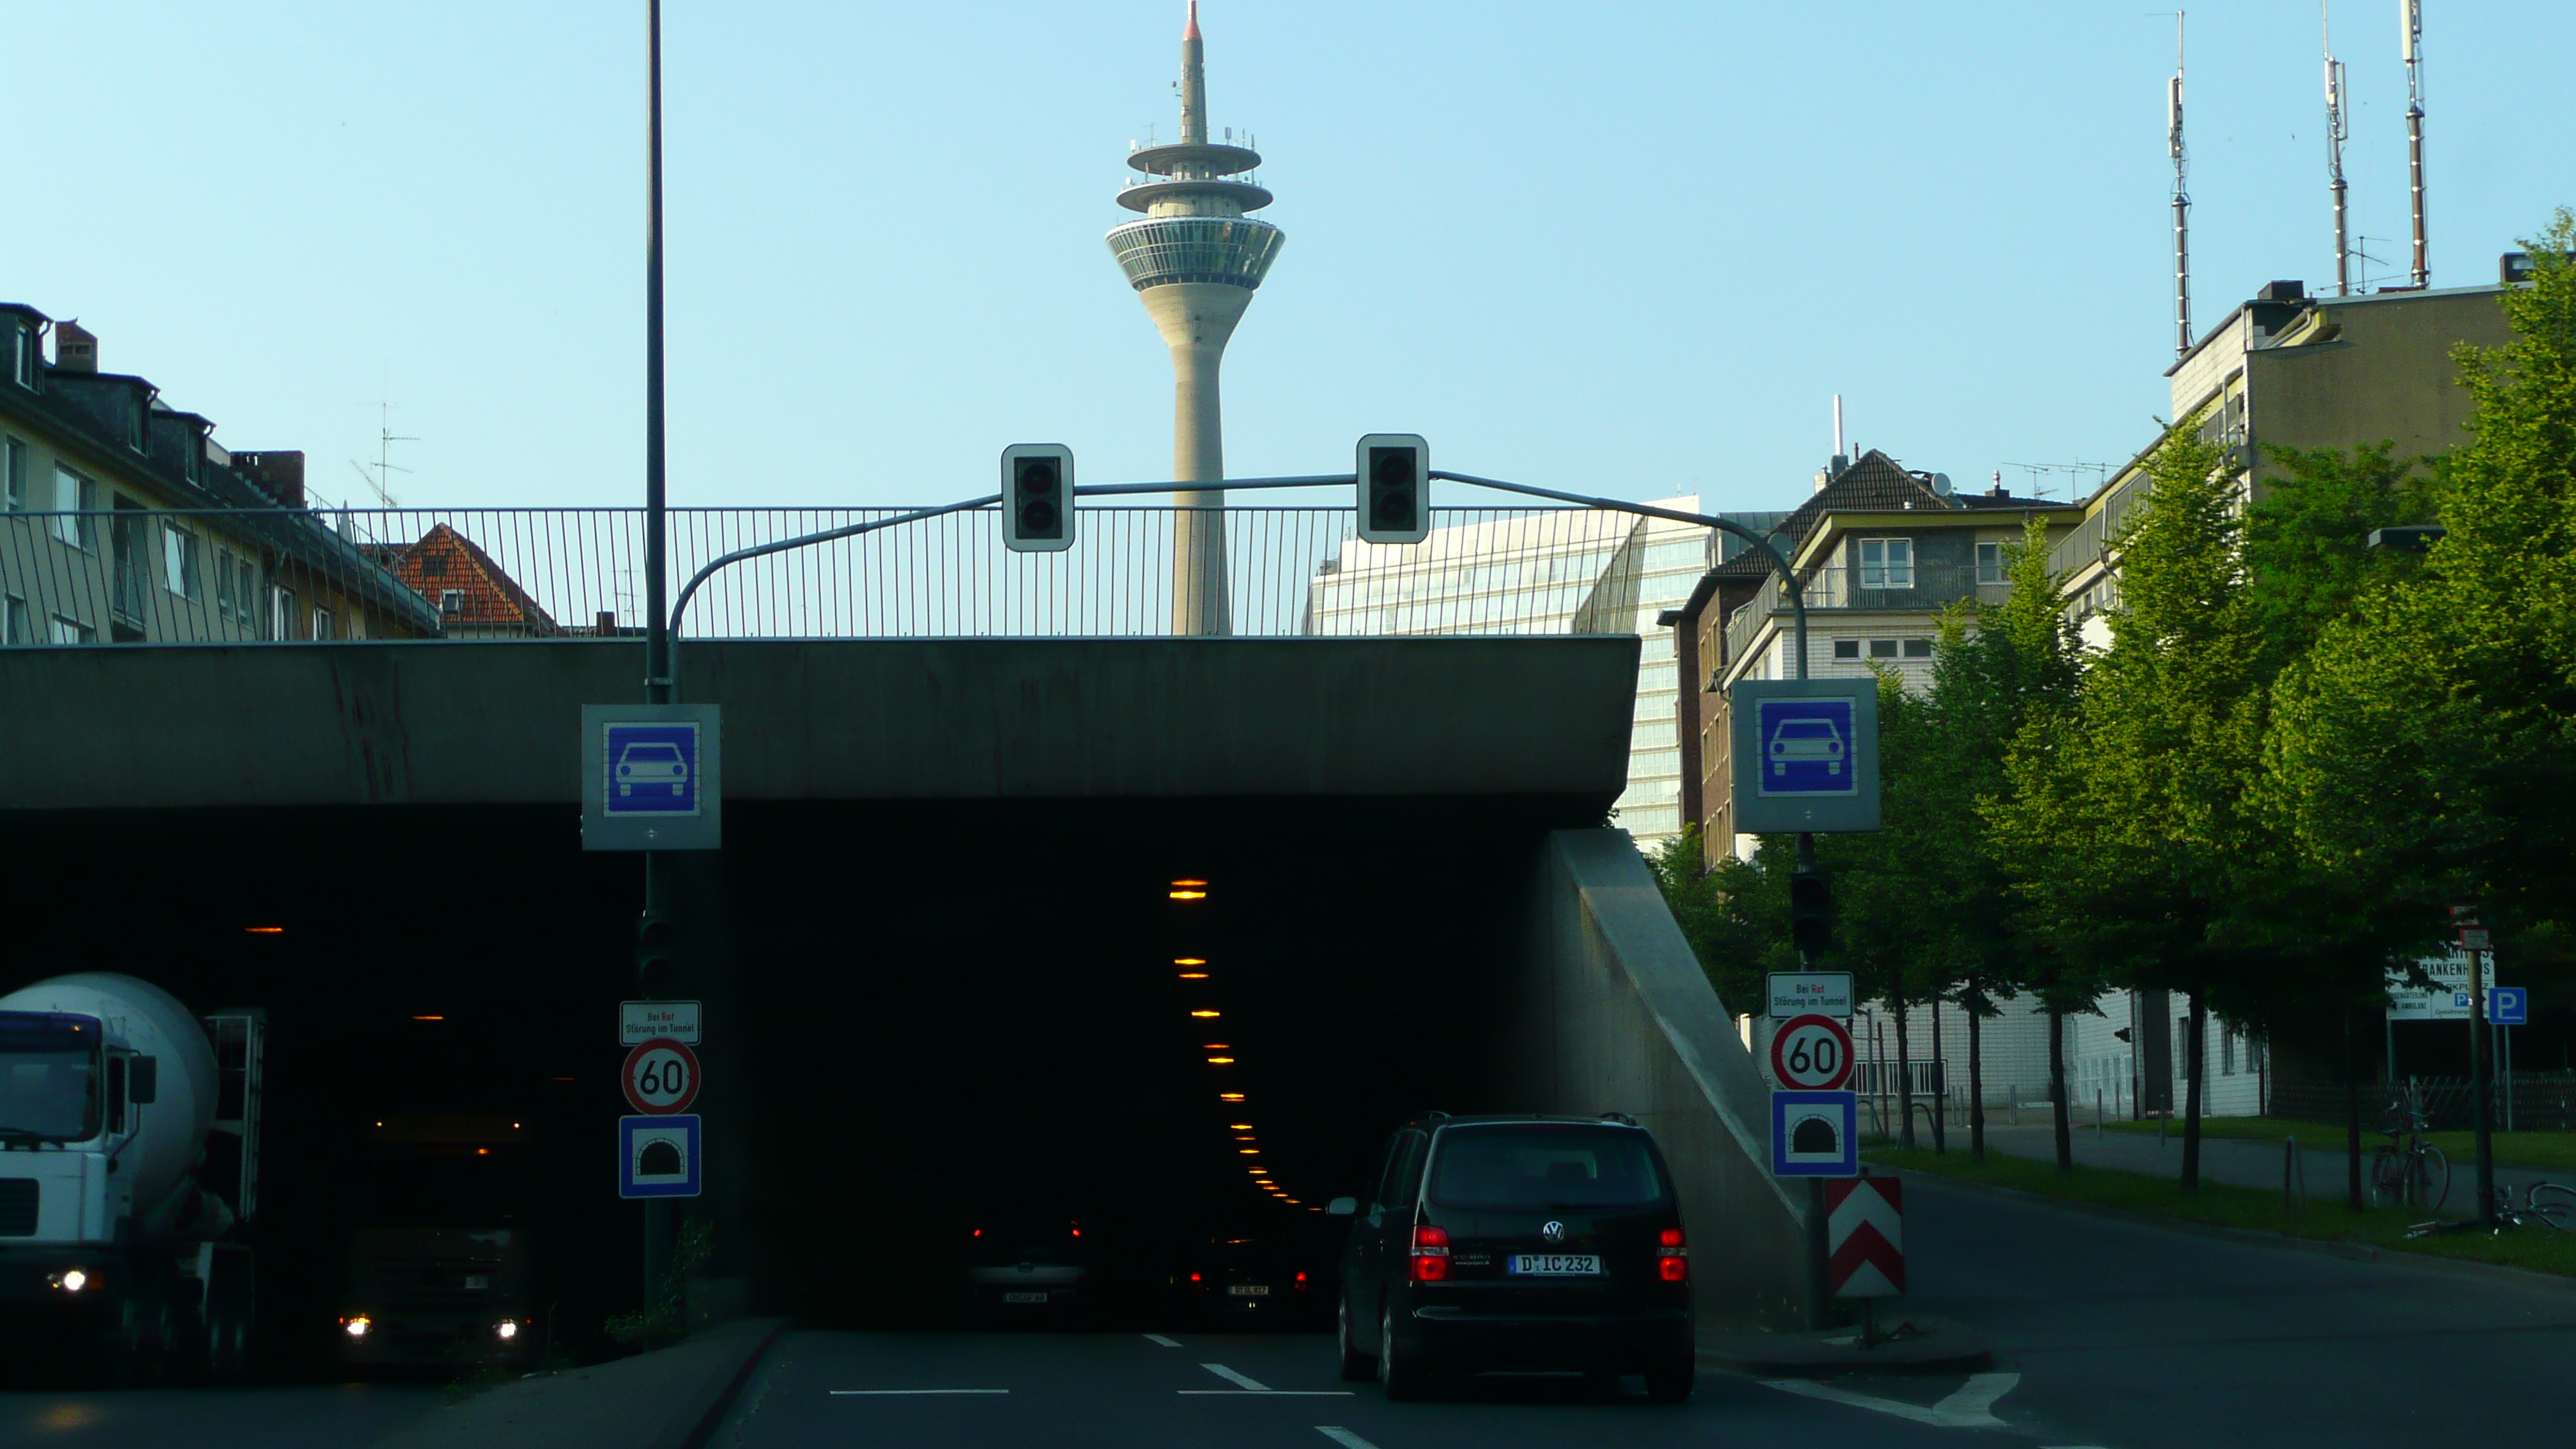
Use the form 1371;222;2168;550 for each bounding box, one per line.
1108;2;1284;635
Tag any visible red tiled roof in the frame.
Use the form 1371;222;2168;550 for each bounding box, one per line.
386;522;558;632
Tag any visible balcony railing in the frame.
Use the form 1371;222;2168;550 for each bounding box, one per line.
2;504;1656;646
1722;562;2000;673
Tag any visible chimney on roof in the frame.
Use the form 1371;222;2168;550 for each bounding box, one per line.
236;450;307;509
2256;279;2307;302
53;320;97;374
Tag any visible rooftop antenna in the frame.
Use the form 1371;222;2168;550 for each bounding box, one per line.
2323;3;2351;296
2401;0;2428;287
348;399;416;508
2167;12;2193;358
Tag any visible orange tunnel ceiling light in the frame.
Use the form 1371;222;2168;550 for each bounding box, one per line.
1190;1010;1221;1018
244;926;284;934
1174;957;1207;966
1178;972;1209;979
1168;879;1208;899
1228;1124;1254;1131
1207;1056;1236;1064
1220;1093;1245;1101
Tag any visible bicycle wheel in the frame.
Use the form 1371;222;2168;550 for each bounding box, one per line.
2527;1183;2576;1231
2370;1146;2406;1206
2417;1146;2451;1213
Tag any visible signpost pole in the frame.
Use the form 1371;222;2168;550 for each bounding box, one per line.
2465;930;2496;1228
640;0;675;1321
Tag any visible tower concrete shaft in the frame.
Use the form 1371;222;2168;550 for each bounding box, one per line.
1108;2;1282;635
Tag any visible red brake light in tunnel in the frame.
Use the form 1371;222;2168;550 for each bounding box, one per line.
1296;1272;1307;1282
1410;1224;1451;1282
1658;1225;1688;1281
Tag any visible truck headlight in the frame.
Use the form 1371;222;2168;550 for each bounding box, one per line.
344;1316;372;1338
52;1269;89;1293
495;1320;519;1341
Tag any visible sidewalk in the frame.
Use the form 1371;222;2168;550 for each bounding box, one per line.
1971;1121;2562;1204
372;1317;786;1449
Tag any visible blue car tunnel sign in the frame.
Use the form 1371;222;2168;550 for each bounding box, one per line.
1729;680;1881;834
583;704;722;851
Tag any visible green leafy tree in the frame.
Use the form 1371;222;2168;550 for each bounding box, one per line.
1991;418;2269;1187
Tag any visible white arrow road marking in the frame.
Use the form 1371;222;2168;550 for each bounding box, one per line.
1143;1334;1183;1347
827;1389;1010;1396
1200;1363;1270;1391
1764;1371;2019;1429
1316;1430;1384;1449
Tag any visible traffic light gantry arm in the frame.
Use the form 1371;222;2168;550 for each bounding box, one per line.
653;468;1811;699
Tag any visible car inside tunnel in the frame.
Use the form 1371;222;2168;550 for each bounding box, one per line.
0;791;1592;1372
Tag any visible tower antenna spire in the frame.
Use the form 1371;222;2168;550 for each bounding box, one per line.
2168;12;2192;358
1107;4;1284;635
2324;3;2351;296
2402;0;2429;287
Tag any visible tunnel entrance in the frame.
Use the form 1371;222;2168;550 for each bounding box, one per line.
0;793;1585;1359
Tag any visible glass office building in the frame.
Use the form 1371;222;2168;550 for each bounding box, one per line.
1302;498;1713;848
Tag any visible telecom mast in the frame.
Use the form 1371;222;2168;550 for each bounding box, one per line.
1106;2;1285;636
2401;0;2428;288
2324;5;2351;296
2168;13;2192;358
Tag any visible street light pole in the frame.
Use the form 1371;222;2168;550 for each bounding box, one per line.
640;0;674;1323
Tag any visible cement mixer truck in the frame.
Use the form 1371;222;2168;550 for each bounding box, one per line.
0;973;262;1382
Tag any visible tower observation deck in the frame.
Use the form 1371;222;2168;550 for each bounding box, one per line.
1108;2;1283;636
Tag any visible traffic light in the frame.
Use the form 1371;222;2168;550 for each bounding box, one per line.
1002;444;1075;553
635;911;677;992
1355;433;1429;544
1789;867;1831;965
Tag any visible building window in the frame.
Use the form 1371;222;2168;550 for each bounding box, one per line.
439;589;465;618
1857;537;1914;589
2221;1029;2237;1076
50;612;96;645
52;467;97;551
2;594;27;645
1902;638;1933;659
1869;639;1899;658
271;587;296;641
1976;541;2006;585
2;435;25;511
162;525;202;600
8;324;33;388
1833;639;1859;659
311;607;334;641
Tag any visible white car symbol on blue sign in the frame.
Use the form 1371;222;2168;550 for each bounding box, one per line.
1759;699;1857;796
604;723;700;816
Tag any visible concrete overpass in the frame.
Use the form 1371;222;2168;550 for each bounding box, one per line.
0;635;1811;1358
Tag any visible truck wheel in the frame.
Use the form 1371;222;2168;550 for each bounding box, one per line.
206;1310;252;1384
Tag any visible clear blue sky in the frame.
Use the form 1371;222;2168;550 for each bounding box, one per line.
6;2;2568;515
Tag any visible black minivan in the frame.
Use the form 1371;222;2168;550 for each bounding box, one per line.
1328;1113;1694;1402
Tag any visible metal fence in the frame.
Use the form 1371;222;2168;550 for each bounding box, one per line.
0;504;1657;645
2267;1074;2576;1133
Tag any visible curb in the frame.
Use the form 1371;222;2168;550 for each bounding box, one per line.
1699;1328;1994;1379
1896;1166;2576;1297
666;1317;790;1449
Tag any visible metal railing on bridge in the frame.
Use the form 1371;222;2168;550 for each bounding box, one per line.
0;505;1656;645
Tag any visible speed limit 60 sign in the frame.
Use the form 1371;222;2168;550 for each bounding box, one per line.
622;1037;702;1115
1771;1012;1855;1091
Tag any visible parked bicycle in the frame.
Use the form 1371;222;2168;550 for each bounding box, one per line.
2371;1091;2451;1212
2499;1181;2576;1231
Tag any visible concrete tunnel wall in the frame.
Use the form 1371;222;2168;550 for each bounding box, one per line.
1520;829;1813;1334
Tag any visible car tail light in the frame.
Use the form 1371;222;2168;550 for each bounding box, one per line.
1409;1224;1450;1283
1657;1225;1689;1283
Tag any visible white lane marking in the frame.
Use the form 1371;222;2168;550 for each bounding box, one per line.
1143;1333;1183;1348
1177;1390;1356;1396
1317;1430;1383;1449
828;1389;1010;1396
1763;1371;2019;1429
1200;1362;1270;1391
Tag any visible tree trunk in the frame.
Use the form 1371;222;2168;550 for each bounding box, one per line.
2181;989;2208;1191
1968;992;1986;1163
1894;990;1916;1151
2343;1007;2365;1213
2048;1005;2072;1172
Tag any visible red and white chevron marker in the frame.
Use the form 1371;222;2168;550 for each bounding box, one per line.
1825;1173;1904;1298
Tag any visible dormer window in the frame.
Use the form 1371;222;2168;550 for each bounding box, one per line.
1856;537;1913;589
7;324;34;389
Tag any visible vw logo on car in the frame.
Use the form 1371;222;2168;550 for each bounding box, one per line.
1541;1221;1565;1242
